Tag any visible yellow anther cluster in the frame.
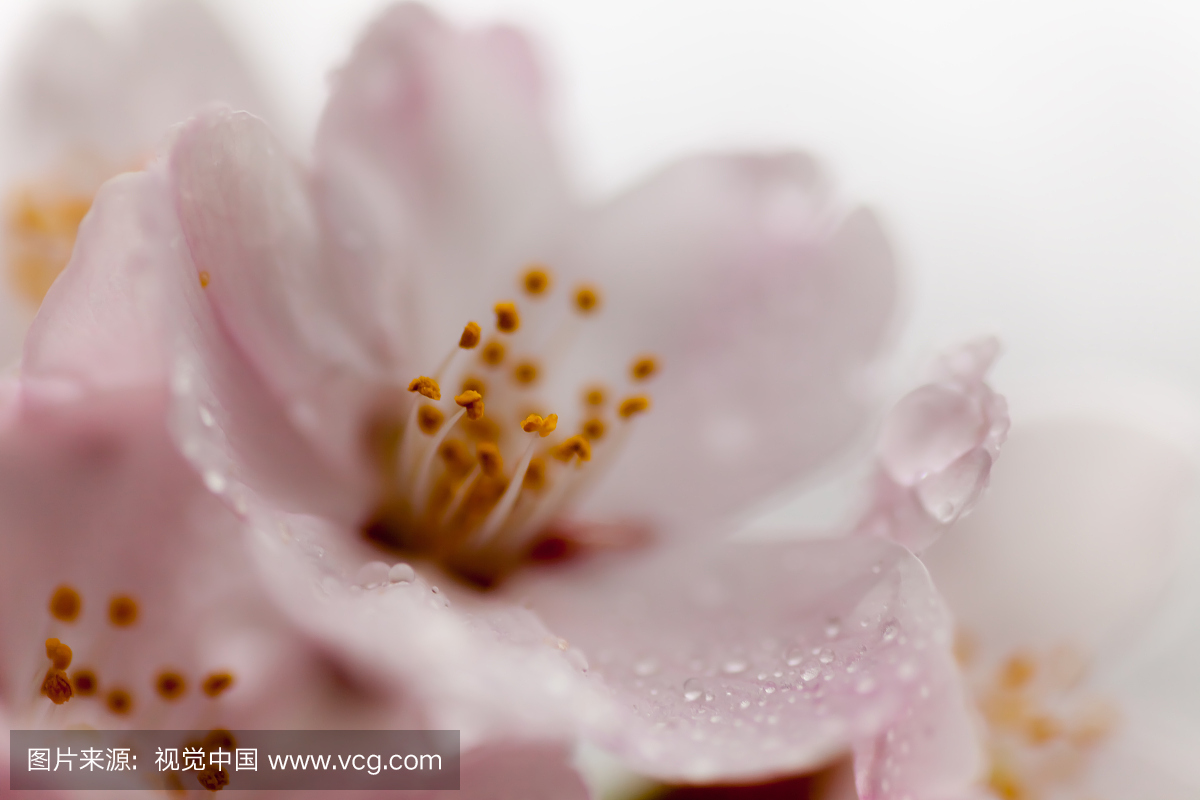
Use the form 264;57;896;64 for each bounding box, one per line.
108;594;138;627
574;285;600;313
4;187;92;306
630;355;659;381
521;414;559;437
523;266;551;295
477;442;504;477
459;321;482;349
455;390;485;420
42;669;72;705
553;435;592;464
513;360;539;385
494;302;520;333
408;376;441;401
417;405;444;434
49;585;81;622
482;340;506;366
618;395;651;418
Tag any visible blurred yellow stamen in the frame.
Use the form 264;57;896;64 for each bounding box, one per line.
582;418;606;441
630;356;659;381
584;386;606;407
202;672;234;698
108;595;138;627
481;340;505;366
106;687;133;714
4;187;91;306
522;266;551;295
71;669;97;696
513;360;539;385
156;671;187;701
574;285;600;313
494;302;520;333
49;585;81;622
459;321;482;348
618;395;651;418
417;405;444;435
553;435;592;464
477;442;504;478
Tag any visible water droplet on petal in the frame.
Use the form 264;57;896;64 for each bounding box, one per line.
722;659;748;674
763;682;777;694
801;664;821;682
882;623;898;642
683;678;704;702
825;621;840;638
818;649;834;664
785;647;805;667
739;700;751;709
388;563;415;584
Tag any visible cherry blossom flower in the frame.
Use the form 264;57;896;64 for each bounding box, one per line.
7;3;1012;796
0;0;273;364
918;381;1200;799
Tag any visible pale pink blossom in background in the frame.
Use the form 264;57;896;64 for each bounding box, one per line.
1;3;1017;798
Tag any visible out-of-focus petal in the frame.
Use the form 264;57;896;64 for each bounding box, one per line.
923;413;1196;656
564;154;896;532
861;338;1008;552
508;537;979;794
408;741;590;800
314;2;570;368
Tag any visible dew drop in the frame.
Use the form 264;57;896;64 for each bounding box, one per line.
818;649;834;664
882;623;898;642
203;469;227;494
785;647;805;667
801;665;821;682
683;678;704;702
722;659;748;674
388;563;415;584
825;621;840;638
739;700;751;710
763;682;777;694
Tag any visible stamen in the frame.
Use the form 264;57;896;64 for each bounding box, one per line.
198;766;230;792
156;671;187;701
522;266;552;296
584;386;606;407
42;669;72;704
202;672;234;698
473;427;545;544
440;463;482;525
481;340;506;366
521;414;558;437
574;285;601;313
455;390;485;420
108;595;138;627
106;687;132;714
71;669;97;696
999;654;1036;690
49;585;81;622
477;442;504;477
411;407;468;510
513;360;539;385
459;321;482;349
408;376;441;401
204;729;238;751
618;395;651;418
552;435;592;464
199;271;210;288
45;638;72;669
582;418;606;441
630;355;659;381
461;376;486;396
494;302;520;333
417;404;445;435
439;439;474;478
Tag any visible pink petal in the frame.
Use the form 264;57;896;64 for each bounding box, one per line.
508;537;980;794
409;741;591;800
923;411;1197;656
564;155;896;531
861;339;1008;552
314;3;570;368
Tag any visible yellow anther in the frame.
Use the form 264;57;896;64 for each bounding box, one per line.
523;266;552;296
106;687;133;715
513;360;539;385
45;638;72;670
156;670;187;701
417;404;444;434
5;187;92;306
523;457;547;491
553;435;592;464
630;355;659;381
584;386;606;407
71;669;97;696
999;654;1036;690
477;442;504;478
199;270;210;288
618;395;651;418
108;595;138;627
461;376;486;396
202;672;234;698
522;413;558;437
49;585;81;622
42;669;72;704
574;285;601;313
494;301;520;333
439;439;474;478
408;376;441;401
463;415;500;442
481;340;506;366
455;390;485;421
459;321;482;349
582;418;606;441
1023;714;1062;745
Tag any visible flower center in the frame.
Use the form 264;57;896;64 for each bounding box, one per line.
361;266;656;586
955;632;1119;799
3;183;92;306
